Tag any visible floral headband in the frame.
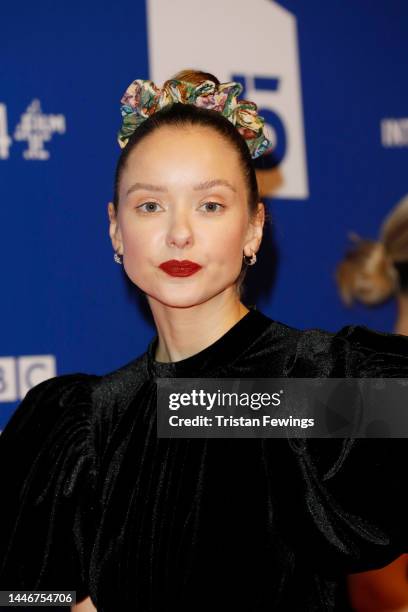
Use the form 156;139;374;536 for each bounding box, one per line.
117;78;274;159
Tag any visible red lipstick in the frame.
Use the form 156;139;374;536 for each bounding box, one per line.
159;259;202;277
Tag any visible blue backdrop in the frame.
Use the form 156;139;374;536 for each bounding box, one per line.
1;0;407;428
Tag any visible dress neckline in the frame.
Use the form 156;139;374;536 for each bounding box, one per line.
146;305;274;378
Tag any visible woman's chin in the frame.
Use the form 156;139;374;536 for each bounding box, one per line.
147;288;217;309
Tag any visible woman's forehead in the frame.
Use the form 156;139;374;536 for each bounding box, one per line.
118;125;249;202
131;124;238;157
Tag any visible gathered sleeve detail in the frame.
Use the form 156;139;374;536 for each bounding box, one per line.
285;325;408;575
333;323;408;377
0;373;100;602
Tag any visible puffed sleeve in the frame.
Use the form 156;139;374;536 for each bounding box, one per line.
0;373;100;602
281;324;408;576
339;322;408;377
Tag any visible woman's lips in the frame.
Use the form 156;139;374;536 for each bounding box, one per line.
159;260;202;277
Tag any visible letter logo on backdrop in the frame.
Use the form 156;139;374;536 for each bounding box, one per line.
0;103;13;159
381;117;408;148
0;355;56;403
147;0;309;199
0;99;66;160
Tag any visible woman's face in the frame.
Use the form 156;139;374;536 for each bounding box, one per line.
108;125;264;308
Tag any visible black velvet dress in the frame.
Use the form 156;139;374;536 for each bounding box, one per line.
0;306;407;611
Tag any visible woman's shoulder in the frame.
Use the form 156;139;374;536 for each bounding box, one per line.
20;352;152;415
268;317;408;377
328;323;408;377
1;372;99;438
90;350;150;411
1;350;156;458
0;373;104;490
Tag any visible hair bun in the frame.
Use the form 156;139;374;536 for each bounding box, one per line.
335;234;398;306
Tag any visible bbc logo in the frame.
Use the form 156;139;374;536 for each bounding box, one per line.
0;356;56;402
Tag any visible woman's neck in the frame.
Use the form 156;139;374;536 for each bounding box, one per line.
148;293;250;363
394;292;408;335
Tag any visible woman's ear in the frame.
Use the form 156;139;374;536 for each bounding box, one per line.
243;202;265;257
108;202;123;254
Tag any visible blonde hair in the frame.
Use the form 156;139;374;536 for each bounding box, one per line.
335;195;408;306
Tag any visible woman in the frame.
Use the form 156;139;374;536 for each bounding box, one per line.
0;69;407;612
336;196;408;611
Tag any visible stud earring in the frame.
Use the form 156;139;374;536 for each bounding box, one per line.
243;251;257;266
114;251;123;265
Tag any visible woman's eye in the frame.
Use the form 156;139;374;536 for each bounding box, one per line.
136;202;161;213
135;202;224;214
200;202;225;213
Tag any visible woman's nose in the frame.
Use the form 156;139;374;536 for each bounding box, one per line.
166;213;193;249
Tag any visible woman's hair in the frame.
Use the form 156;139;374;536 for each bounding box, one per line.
335;194;408;306
113;68;270;298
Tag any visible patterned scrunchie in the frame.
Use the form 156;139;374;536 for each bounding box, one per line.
117;78;274;159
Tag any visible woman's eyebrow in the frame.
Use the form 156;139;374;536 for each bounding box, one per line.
126;179;237;196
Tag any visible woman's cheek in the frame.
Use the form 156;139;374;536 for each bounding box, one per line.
121;225;149;259
221;227;245;259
